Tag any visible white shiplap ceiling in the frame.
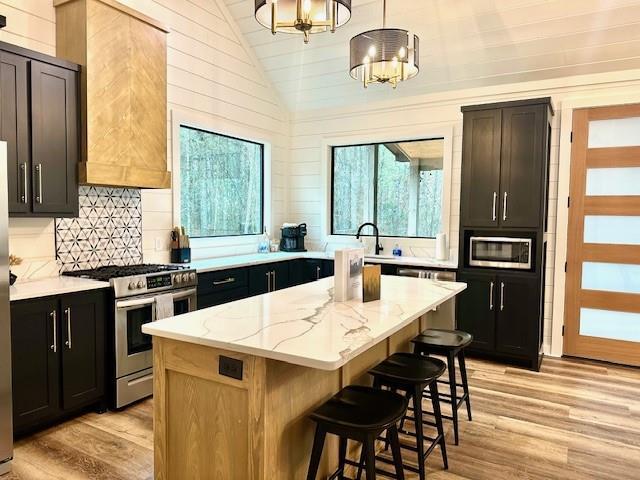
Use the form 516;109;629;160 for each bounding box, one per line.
223;0;640;112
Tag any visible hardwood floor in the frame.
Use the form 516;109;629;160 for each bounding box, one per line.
6;356;640;479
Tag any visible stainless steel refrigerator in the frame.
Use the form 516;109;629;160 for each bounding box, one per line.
0;141;13;475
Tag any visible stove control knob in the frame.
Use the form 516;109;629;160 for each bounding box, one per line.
189;272;196;282
174;274;181;284
181;273;189;283
128;282;137;290
137;280;145;289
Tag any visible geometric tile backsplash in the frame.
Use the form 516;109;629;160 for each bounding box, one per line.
56;186;143;272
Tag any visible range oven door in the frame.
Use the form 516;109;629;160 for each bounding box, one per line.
469;236;532;270
114;287;196;379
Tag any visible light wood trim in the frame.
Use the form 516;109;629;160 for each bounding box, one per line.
570;335;640;367
564;109;588;356
584;196;640;215
79;162;171;189
586;103;640;121
586;147;640;168
583;244;640;265
581;290;640;314
53;0;170;32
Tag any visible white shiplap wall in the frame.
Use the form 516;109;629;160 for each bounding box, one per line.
1;0;290;276
288;69;640;353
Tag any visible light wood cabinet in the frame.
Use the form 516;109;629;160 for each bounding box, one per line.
54;0;171;189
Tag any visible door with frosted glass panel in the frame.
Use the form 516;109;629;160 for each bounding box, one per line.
564;104;640;366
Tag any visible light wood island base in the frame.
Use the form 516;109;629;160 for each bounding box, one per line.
152;313;434;479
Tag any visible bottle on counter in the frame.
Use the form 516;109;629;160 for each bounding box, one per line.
392;244;402;257
258;227;270;253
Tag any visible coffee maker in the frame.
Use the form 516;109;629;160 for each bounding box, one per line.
279;223;307;252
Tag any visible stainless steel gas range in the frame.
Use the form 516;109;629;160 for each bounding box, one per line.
64;264;197;408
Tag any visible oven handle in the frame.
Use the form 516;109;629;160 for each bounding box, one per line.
116;288;197;309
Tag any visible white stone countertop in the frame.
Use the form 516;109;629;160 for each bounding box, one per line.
143;275;466;370
10;276;110;302
183;251;458;273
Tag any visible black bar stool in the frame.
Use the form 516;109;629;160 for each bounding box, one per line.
367;353;448;480
411;329;473;446
306;385;407;480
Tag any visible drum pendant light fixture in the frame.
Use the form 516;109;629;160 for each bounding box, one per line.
350;0;419;88
255;0;352;44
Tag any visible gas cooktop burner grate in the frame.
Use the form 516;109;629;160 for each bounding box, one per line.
62;264;188;281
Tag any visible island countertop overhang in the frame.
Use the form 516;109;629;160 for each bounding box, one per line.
142;275;467;370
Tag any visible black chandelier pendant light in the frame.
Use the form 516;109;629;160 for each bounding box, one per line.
349;0;420;88
255;0;352;44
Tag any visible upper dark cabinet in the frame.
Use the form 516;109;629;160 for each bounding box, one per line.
460;109;502;228
0;42;79;217
461;98;552;229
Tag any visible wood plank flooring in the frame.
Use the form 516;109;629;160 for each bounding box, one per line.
5;356;640;479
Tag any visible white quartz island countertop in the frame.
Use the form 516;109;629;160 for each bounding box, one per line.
143;275;466;370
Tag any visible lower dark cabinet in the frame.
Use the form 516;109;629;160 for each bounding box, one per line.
456;273;496;352
248;262;290;296
198;287;248;309
10;297;60;432
59;292;105;410
10;289;107;435
457;271;541;367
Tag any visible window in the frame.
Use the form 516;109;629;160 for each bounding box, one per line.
332;138;444;238
180;126;264;237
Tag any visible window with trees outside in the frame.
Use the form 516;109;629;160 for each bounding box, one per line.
332;138;444;238
180;125;264;237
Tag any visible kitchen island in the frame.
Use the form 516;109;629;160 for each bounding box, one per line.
143;275;466;479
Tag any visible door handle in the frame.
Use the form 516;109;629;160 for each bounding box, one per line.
500;282;505;311
273;270;277;290
503;192;508;221
265;271;270;292
64;307;72;349
489;281;494;311
50;310;57;353
213;277;235;286
316;266;321;280
492;192;497;221
35;163;43;204
20;162;28;203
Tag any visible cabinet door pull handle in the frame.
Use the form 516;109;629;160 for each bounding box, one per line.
503;192;508;221
265;271;270;292
213;277;235;286
64;307;72;349
492;192;497;221
35;163;43;204
20;163;28;203
316;266;321;280
489;281;494;311
273;270;277;291
50;310;57;353
500;282;505;311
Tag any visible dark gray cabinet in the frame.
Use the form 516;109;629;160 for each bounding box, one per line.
30;61;78;216
59;292;105;411
457;272;540;359
10;290;107;435
0;51;29;214
460;108;502;228
10;297;60;433
248;262;290;296
0;42;79;217
197;268;249;309
461;99;551;229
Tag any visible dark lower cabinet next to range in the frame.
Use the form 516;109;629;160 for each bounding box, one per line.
457;272;542;368
197;258;335;309
10;289;107;435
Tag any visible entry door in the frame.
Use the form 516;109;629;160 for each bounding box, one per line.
564;104;640;366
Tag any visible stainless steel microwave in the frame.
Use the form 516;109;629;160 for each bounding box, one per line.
469;236;532;270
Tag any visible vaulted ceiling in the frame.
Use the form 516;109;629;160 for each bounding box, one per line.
224;0;640;112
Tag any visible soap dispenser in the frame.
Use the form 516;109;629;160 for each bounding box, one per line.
392;244;402;257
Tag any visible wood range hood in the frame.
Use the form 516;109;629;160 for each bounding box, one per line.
54;0;171;189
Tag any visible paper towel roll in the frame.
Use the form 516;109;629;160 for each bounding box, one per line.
435;233;448;261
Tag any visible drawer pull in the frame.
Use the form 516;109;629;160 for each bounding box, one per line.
213;277;236;286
